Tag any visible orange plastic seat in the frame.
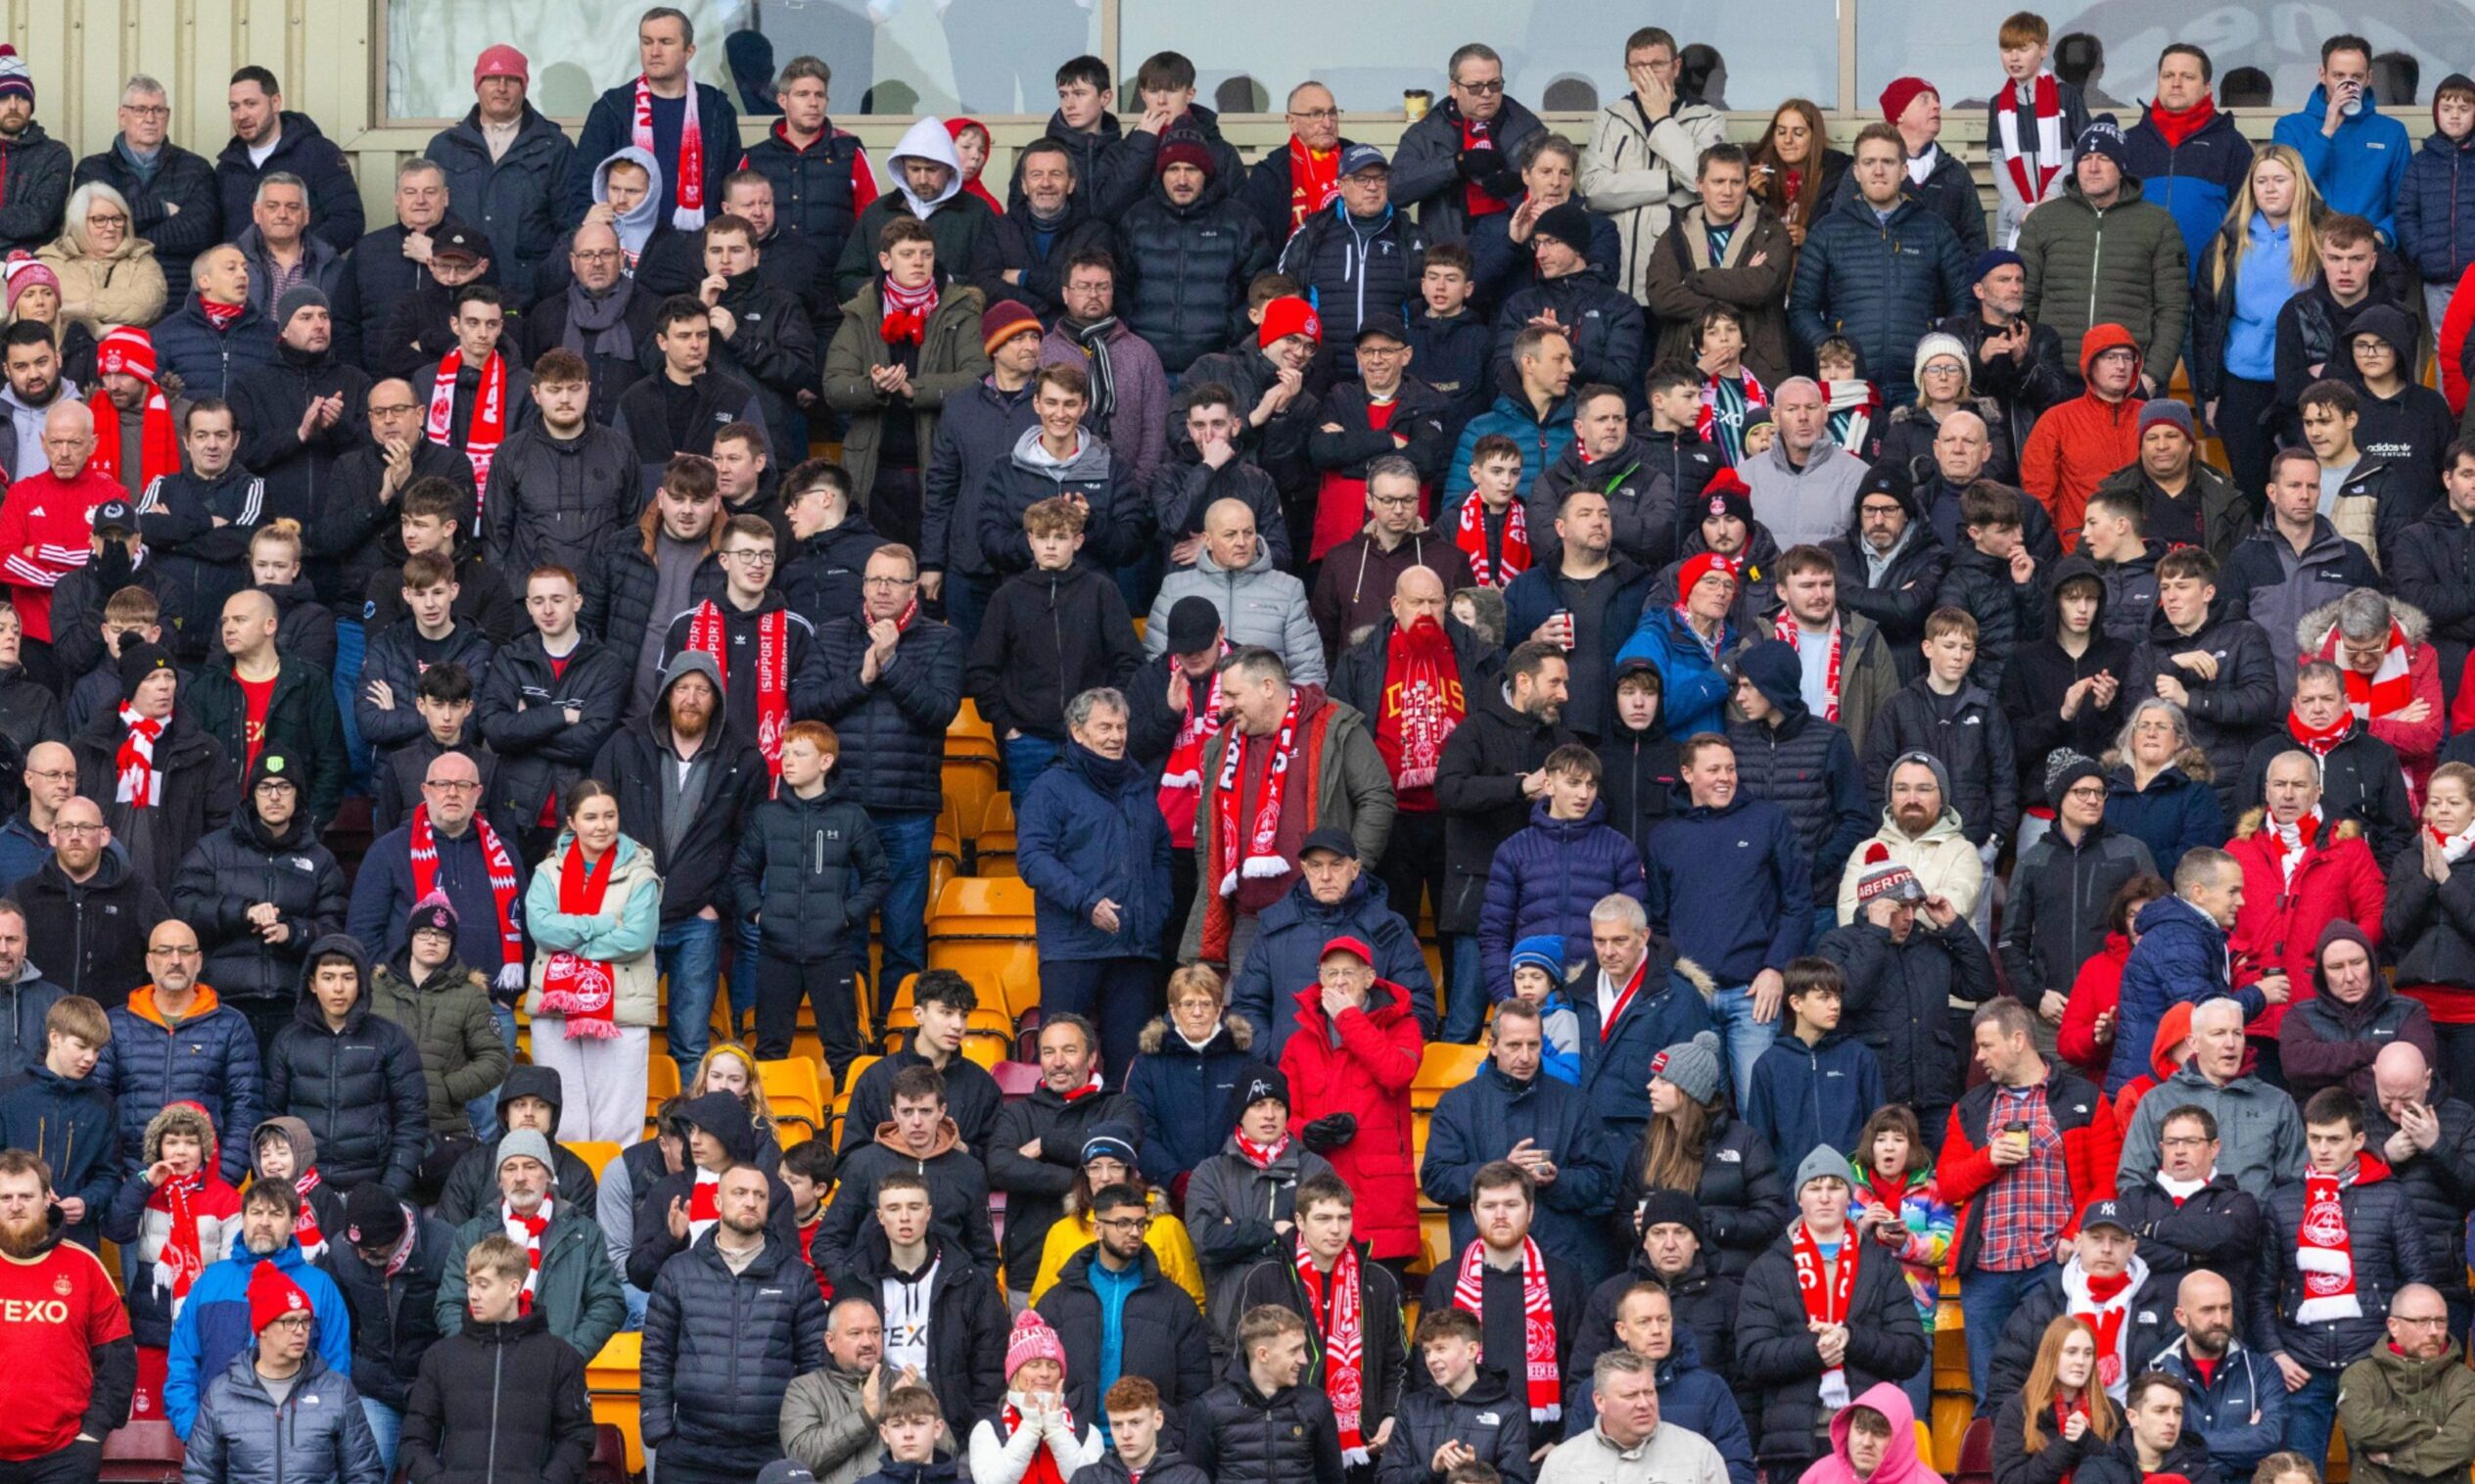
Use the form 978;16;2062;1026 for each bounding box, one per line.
1411;1043;1486;1115
758;1057;829;1145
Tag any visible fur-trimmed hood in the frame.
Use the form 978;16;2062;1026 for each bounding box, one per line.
2297;594;2430;657
1667;950;1719;1002
2232;810;2366;843
2103;743;2216;785
1136;1012;1255;1056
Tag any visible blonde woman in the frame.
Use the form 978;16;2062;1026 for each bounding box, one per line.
2195;144;2324;500
691;1042;785;1171
35;180;166;333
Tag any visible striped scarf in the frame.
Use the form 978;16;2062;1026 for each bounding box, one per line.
409;804;525;970
502;1196;552;1315
116;703;166;806
1297;1233;1369;1461
1452;1236;1559;1422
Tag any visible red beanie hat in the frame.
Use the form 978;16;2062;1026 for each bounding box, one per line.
1676;552;1740;600
248;1259;312;1334
1259;296;1322;348
97;327;158;383
1880;76;1937;124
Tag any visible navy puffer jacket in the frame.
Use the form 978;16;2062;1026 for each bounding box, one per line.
1115;183;1274;373
263;933;433;1194
1016;741;1173;960
2397;117;2475;284
1476;798;1649;1002
1122;1014;1266;1186
1788;194;1971;391
809;615;964;816
1728;648;1869;909
425;106;576;303
1227;873;1439;1058
640;1229;831;1474
2253;1160;2436;1369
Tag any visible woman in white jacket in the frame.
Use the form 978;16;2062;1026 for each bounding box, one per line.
969;1311;1103;1484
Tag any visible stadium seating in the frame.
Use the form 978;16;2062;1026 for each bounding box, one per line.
99;1421;183;1483
760;1056;828;1145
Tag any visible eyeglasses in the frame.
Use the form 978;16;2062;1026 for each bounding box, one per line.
2159;1135;2212;1148
1288;108;1342;122
1455;77;1506;95
2064;784;2108;803
724;549;777;566
53;823;106;838
573;249;623;263
1370;493;1420;509
265;1314;314;1332
148;944;201;957
1095;1216;1152;1232
424;779;484;794
2393;1314;2452;1328
864;575;917;588
24;767;74;784
254;780;297;796
87;213;129;228
369;403;420;417
121;105;170;119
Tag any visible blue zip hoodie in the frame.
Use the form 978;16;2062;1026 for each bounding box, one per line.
1743;1026;1885;1177
2274;85;2411;240
163;1238;351;1440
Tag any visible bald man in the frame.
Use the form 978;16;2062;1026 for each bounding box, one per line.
185;587;346;827
0;400;122;687
2152;1269;2285;1477
1146;497;1326;683
154;243;278;400
515;221;660;428
0;739;79;888
2363;1042;2475;1338
95;915;263;1181
1331;563;1494;941
2337;1279;2475;1484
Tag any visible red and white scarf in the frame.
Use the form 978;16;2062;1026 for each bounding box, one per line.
2297;1156;2381;1323
1697;369;1770;445
502;1196;552;1315
1775;613;1844;722
2432;819;2475;864
198;295;245;331
87;346;179;492
1157;645;1230;846
1234;1132;1289;1169
2287;707;2350;760
1297;1234;1369;1461
1001;1404;1076;1484
686;600;790;776
880;275;938;346
632;75;705;229
2318;621;2413;719
1791;1220;1859;1409
1455;493;1529;588
1377;616;1465;793
1995;74;2067;209
291;1168;325;1261
1213;686;1301;896
409;803;525;970
688;1167;722;1244
152;1167;209;1309
1288;138;1342;235
117;703;166;806
1452;1236;1560;1422
2062;1256;2146;1399
2272;810;2324;887
426;349;506;515
537;838;623;1040
1602;954;1650;1042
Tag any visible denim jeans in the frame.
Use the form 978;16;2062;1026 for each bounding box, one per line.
1004;733;1059;793
942;568;996;648
335;619;372;789
730;916;761;1035
1440;935;1488;1044
1960;1265;2050;1409
868;810;937;993
361;1399;401;1475
1710;983;1779;1112
658;915;724;1076
2282;1365;2341;1461
462;1000;520;1138
1041;956;1159;1081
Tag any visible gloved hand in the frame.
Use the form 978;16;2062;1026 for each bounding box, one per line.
492;961;529;1002
1455;147;1496;184
1300;1113;1358;1153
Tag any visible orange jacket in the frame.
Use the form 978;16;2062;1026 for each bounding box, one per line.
2019;322;2146;550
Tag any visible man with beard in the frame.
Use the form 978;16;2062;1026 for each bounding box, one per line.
434;1129;625;1360
82;327;179;503
593;651;766;1081
11;795;166;1008
1502;489;1652;745
1825;476;1946;682
480;350;636;583
134;398;265;667
1431;641;1574;1043
0;1148;134;1480
516;224;658;426
0;320;72;485
2151;1270;2284;1480
213;68;361;255
227;283;371;534
642;1161;828;1484
695;214;817;467
185;590;346;831
0;50;68;255
1041;252;1170;494
779;1295;896;1483
161;1177;351;1440
1420;1162;1588;1442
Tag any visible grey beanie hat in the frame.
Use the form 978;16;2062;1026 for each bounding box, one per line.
1650;1031;1724;1106
274;282;330;330
1889;749;1953;805
496;1129;557;1173
1796;1143;1851;1193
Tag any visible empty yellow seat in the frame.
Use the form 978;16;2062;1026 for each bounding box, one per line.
760;1057;829;1145
569;1141;623;1180
1412;1043;1486;1115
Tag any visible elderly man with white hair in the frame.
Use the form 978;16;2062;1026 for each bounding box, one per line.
1742;377;1870;551
0;398;120;689
2119;997;2308;1200
2361;1041;2475;1338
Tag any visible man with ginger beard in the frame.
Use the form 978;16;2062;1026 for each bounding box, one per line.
0;1148;135;1480
593;650;766;1080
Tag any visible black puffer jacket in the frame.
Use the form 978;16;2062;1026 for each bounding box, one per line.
1375;1367;1532;1484
1116;183;1274;373
355;621;495;753
729;777;891;962
1861;677;2020;846
834;1229;1007;1436
1598;669;1682;863
1935;542;2044;693
987;1085;1141;1288
2125;594;2281;815
1528;435;1686;572
1231;1239;1408;1422
1727;700;1868;910
640;1228;831;1474
1280;203;1429;356
2113;1173;2263;1322
482;421;640;581
1734;1227;1928;1465
1042;1246;1217;1441
1613;1110;1791;1280
2252;1160;2437;1369
1572;1247;1743;1402
321;1206;450;1409
264;933;432;1193
1493;268;1646;405
426;106;575;303
1817;916;1998;1117
304;435;478;608
779;513;890;630
476;631;630;827
1187;1353;1348;1484
2360;1095;2475;1307
1985;1263;2181;1406
810;614;964;816
434;1064;602;1227
1826;499;1948;676
1996;822;2158;1000
9;845;167;1008
399;1308;598;1484
965;562;1144;742
579;525;727;676
170;804;350;1007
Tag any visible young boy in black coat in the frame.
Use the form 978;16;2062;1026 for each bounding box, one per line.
963;495;1142;786
398;1232;597;1484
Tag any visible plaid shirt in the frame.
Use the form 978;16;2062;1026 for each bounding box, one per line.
1978;1081;2073;1272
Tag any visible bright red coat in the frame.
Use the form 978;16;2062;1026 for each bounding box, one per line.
2055;930;2130;1080
2225;815;2386;1037
1278;979;1424;1260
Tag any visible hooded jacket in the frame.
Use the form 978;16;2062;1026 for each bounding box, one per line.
367;944;509;1140
2341;304;2454;509
1730;644;1874;904
170;796;350;1004
1736;1250;1927;1465
2019;177;2191;372
264;933;431;1192
1121;1014;1263;1186
833;117;1005;304
1615;605;1737;739
2335;1336;2475;1484
1480;798;1651;1002
1832;804;1987;926
433;1065;601;1226
2020;326;2148;546
815;1108;996;1284
2400;89;2475;287
2001;553;2137;803
629;1091;802;1288
185;653;349;828
590;648;768;922
1598;660;1682;862
213;111;364;255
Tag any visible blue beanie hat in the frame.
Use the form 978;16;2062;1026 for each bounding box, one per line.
1510;936;1565;980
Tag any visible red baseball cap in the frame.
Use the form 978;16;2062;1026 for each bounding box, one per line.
1320;935;1374;966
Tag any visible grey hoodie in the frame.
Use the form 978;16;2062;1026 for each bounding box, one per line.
885;116;965;218
1145;539;1328;684
0;381;74;481
592;146;667;260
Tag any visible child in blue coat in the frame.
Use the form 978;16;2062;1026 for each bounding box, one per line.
1744;956;1884;1176
1508;936;1581;1084
0;995;119;1252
